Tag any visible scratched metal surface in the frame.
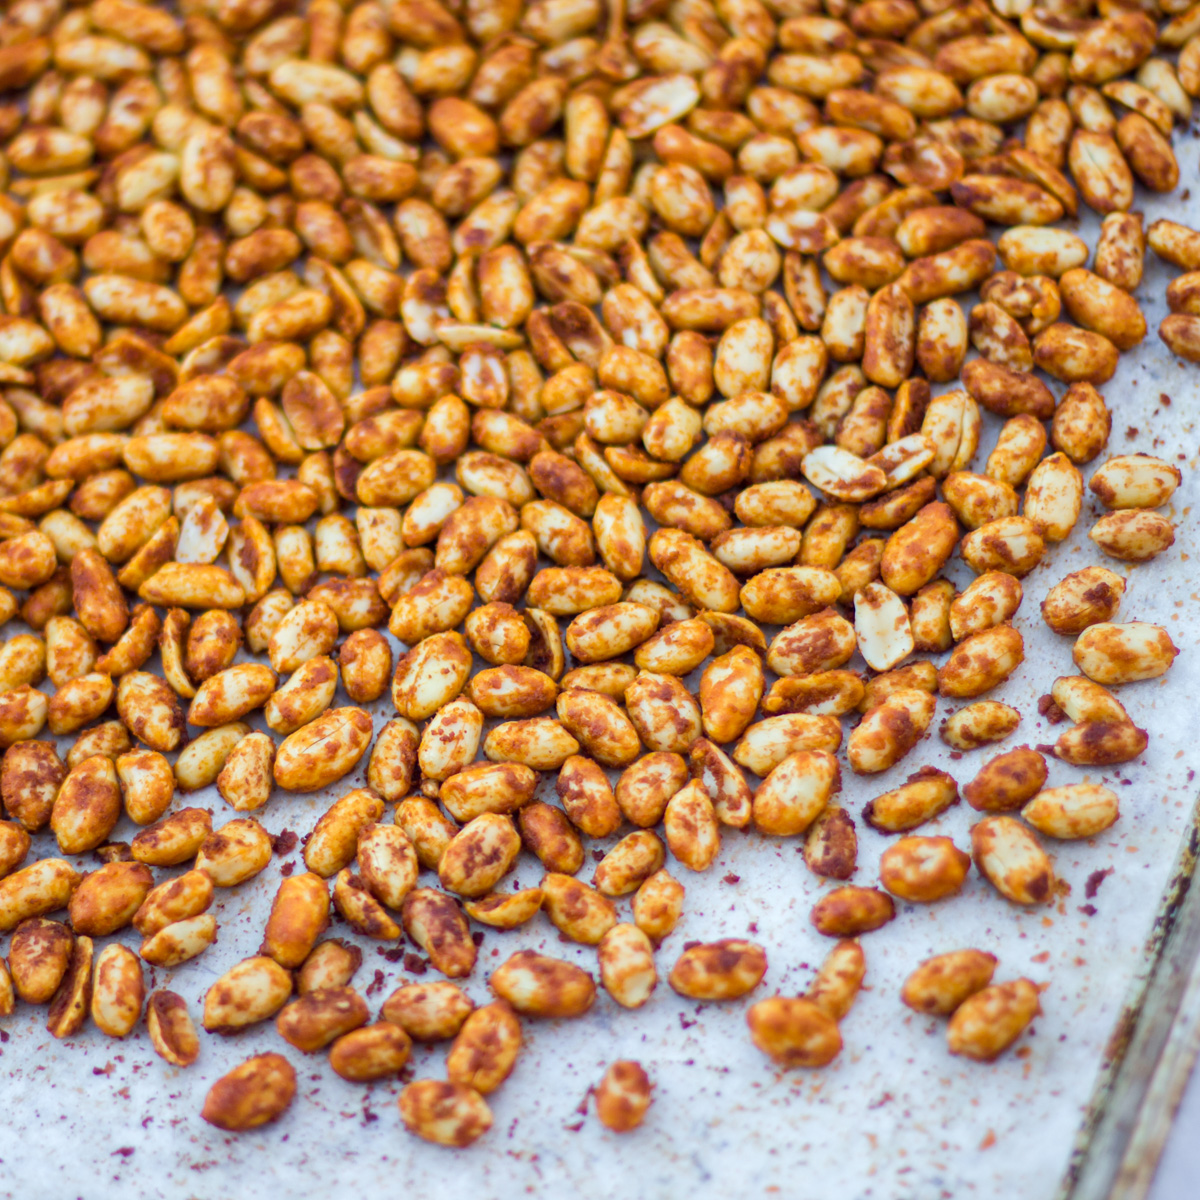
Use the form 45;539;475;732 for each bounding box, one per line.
4;136;1200;1200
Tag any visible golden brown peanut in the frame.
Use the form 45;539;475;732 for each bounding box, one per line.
947;979;1040;1062
949;573;1022;642
1023;785;1121;840
305;789;385;878
195;819;272;888
1041;567;1126;636
594;1061;654;1132
1051;676;1129;726
752;750;840;838
46;934;93;1040
145;990;201;1068
399;1080;492;1148
202;1054;297;1132
810;886;895;937
0;859;80;932
880;502;958;596
938;626;1025;700
133;869;214;939
68;861;153;937
51;754;120;855
847;688;936;775
803;805;859;881
942;703;1021;751
277;985;369;1054
806;940;866;1023
1073;622;1179;685
669;939;767;1001
445;1001;522;1095
273;707;373;793
747;996;842;1069
438;814;521;900
401;888;475;977
971;816;1055;906
382;981;474;1043
261;873;330;970
1090;511;1175;563
330;1022;412;1083
10;917;74;1004
297;939;362;998
91;943;144;1039
490;949;596;1019
963;746;1049;814
463;887;544;930
864;768;958;834
879;837;971;903
902;950;998;1016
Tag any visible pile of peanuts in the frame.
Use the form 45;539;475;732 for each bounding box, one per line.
0;0;1194;1149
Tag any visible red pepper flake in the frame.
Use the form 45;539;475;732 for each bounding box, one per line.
1085;867;1114;899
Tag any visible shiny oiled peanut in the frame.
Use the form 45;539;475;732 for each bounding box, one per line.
297;940;362;998
68;861;152;937
1089;511;1175;563
806;940;866;1023
1055;720;1148;767
963;747;1049;814
663;779;721;872
1090;456;1181;510
464;888;544;930
752;750;840;838
594;1061;654;1132
947;979;1041;1062
439;815;521;900
1022;785;1121;840
941;702;1021;751
879;837;971;903
864;768;958;834
556;756;622;837
490;950;596;1019
203;956;294;1035
330;1023;412;1083
305;789;385;878
261;873;330;970
274;707;373;792
938;626;1024;699
804;807;859;881
277;986;369;1054
746;997;842;1069
0;859;80;932
399;1080;492;1149
1042;568;1126;636
691;738;754;828
902;951;998;1016
971;817;1055;906
847;688;936;775
381;982;475;1043
202;1054;297;1132
145;990;201;1068
1052;677;1130;726
47;935;93;1040
810;886;895;937
133;869;214;938
402;889;475;978
446;1001;522;1096
196;819;272;887
10;918;73;1004
1073;623;1178;684
669;939;767;1002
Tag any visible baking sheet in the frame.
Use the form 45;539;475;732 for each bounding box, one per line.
4;137;1200;1200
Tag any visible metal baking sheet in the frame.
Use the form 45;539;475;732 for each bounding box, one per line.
5;118;1200;1200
